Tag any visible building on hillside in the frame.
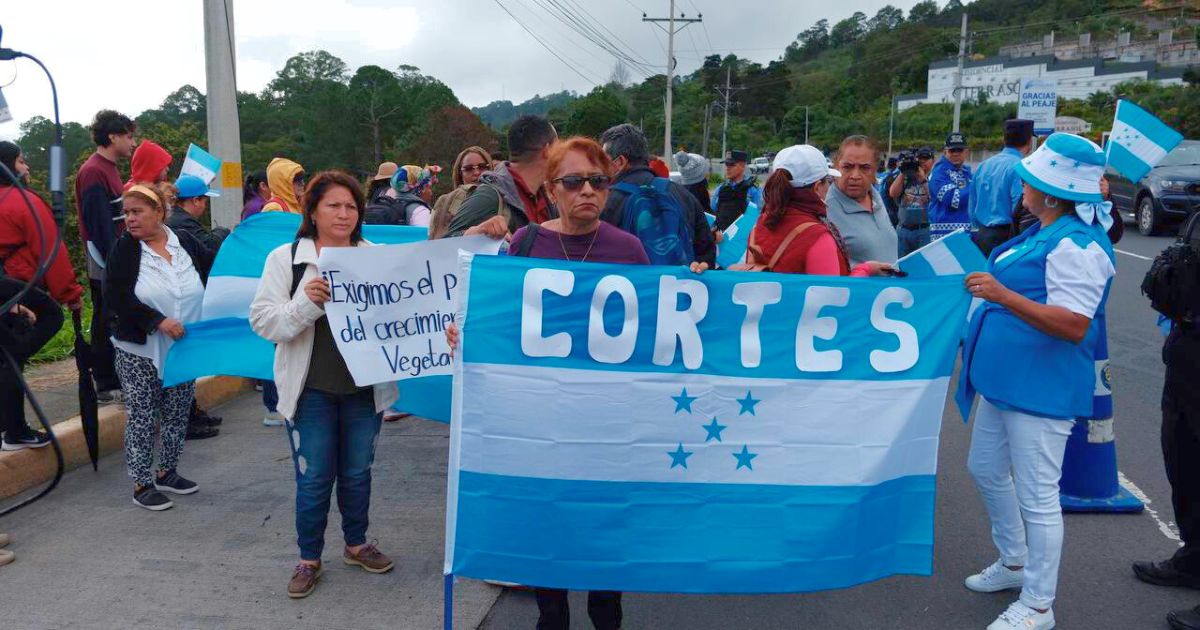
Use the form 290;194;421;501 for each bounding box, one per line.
896;54;1187;112
1000;29;1200;68
896;27;1198;112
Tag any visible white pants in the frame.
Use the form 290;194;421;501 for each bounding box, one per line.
967;398;1073;610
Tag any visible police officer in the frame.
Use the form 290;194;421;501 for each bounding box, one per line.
710;150;762;232
1133;213;1200;630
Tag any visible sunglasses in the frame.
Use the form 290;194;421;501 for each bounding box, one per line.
461;164;488;173
553;174;612;191
947;148;966;153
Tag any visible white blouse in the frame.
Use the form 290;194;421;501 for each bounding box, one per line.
111;226;205;378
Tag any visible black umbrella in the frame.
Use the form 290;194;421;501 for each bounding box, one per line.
72;310;100;471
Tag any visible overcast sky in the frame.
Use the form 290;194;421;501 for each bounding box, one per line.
0;0;926;137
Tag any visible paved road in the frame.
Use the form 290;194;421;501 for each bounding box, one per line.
479;230;1197;629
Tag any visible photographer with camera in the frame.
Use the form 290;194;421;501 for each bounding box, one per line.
888;147;936;257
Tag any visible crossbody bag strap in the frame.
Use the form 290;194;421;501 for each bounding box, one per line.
766;222;816;269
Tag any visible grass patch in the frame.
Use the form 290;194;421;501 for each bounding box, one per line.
28;293;94;365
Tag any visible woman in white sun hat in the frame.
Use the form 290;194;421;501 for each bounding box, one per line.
956;132;1117;630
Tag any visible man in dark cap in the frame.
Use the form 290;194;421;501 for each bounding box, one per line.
969;119;1035;255
928;131;973;242
710;150;762;232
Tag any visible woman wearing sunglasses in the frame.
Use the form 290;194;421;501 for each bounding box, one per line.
430;146;493;239
453;137;647;630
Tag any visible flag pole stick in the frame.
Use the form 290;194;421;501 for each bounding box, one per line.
443;573;454;630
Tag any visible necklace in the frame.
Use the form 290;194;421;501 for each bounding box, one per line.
557;226;600;262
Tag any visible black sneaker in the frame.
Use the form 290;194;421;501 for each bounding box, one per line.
185;424;220;440
197;412;223;427
133;486;174;511
154;469;199;495
1134;560;1200;589
2;430;52;451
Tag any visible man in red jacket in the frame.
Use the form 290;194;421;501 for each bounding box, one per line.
75;110;136;402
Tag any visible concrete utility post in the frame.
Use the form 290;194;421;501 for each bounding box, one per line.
952;12;968;133
643;3;700;168
203;0;243;228
714;65;745;159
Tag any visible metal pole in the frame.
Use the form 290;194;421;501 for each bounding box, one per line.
203;0;243;228
804;106;809;145
701;101;712;159
664;0;675;167
887;95;895;156
721;65;731;158
952;12;968;133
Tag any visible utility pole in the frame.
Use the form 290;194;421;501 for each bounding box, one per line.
803;106;810;145
951;12;968;133
203;0;243;228
887;95;896;157
701;101;713;159
643;3;701;168
714;65;746;159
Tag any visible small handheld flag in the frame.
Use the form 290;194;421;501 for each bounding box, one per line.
1106;100;1183;182
179;143;223;186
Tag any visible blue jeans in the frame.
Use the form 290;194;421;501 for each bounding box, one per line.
285;388;382;561
897;225;930;258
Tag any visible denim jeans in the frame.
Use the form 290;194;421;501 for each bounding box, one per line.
896;225;930;259
285;387;382;561
967;398;1073;610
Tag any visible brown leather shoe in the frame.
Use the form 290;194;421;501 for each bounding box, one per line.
287;562;322;599
343;543;394;574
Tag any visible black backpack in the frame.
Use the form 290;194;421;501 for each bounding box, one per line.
1142;213;1200;323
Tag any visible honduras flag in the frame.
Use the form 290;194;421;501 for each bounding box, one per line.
895;229;987;278
1107;100;1184;183
705;202;760;268
179;143;224;186
445;254;972;593
162;212;451;421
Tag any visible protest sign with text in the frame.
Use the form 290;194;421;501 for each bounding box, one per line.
319;236;501;386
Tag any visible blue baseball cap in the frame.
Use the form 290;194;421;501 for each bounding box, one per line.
174;174;220;199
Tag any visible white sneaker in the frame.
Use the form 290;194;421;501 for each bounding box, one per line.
966;559;1024;593
263;411;285;427
987;602;1054;630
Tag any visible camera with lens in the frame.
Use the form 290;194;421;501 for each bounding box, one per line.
897;150;920;176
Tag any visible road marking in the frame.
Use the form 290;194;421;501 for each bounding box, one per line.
1118;471;1182;544
1115;249;1153;261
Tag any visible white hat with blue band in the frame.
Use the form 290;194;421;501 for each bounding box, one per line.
1014;133;1106;203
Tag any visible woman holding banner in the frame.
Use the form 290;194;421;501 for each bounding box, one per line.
249;171;399;599
957;133;1116;630
449;136;649;630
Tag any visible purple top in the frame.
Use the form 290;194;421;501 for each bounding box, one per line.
241;195;266;221
510;221;650;265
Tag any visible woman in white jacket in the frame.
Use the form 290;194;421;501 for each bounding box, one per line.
249;170;398;599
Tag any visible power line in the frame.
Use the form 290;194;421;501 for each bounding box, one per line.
493;0;600;86
537;0;657;76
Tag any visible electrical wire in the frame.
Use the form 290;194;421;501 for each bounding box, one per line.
493;0;601;86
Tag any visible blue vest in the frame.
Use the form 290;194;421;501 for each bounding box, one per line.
957;215;1115;419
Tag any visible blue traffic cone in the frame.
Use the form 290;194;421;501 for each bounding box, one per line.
1059;315;1144;513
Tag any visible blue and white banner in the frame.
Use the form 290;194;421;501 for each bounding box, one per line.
1106;99;1184;183
162;212;453;421
445;255;972;593
713;202;760;268
179;143;223;185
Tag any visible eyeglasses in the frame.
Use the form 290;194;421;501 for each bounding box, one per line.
460;164;488;174
553;174;612;191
